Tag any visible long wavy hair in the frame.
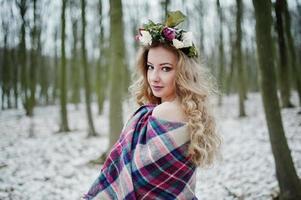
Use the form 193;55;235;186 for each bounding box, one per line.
129;43;221;167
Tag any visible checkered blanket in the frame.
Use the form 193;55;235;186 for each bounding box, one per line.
83;105;197;199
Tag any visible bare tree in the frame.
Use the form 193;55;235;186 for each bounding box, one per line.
217;0;225;106
59;0;70;132
70;1;81;107
1;6;12;110
236;0;246;117
27;0;39;116
108;0;126;149
96;0;107;114
275;0;294;108
81;0;97;136
161;0;170;20
16;0;29;113
194;1;205;53
283;0;301;106
253;0;301;199
51;27;59;105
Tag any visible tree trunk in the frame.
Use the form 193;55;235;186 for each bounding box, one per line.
71;18;80;106
217;0;225;106
226;22;236;95
1;22;11;110
27;0;38;116
81;0;97;137
162;0;170;19
253;1;301;199
52;28;59;105
296;1;301;79
12;48;19;108
283;0;301;106
236;0;246;117
108;0;125;149
59;0;70;132
275;0;294;108
39;54;49;105
96;0;106;115
37;24;48;105
17;0;29;113
195;1;205;53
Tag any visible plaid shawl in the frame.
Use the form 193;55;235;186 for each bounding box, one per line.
83;104;197;200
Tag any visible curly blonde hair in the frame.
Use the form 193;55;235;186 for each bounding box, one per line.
129;43;221;167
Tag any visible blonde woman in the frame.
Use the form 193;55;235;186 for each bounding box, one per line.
83;11;221;200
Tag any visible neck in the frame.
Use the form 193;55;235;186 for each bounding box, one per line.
162;95;179;104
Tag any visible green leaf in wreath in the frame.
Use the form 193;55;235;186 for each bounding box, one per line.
165;10;186;27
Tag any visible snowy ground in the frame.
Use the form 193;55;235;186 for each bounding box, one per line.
0;93;300;200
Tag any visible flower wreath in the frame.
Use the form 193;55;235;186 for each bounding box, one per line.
136;11;198;58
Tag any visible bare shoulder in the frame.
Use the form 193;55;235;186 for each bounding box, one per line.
152;101;188;123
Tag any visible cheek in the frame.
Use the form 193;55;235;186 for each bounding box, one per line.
167;73;176;87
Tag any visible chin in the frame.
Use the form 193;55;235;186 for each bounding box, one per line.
152;92;163;98
153;94;162;98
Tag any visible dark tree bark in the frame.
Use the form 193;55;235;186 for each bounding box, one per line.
52;28;59;105
70;17;80;107
236;0;246;117
12;47;19;109
96;0;106;115
38;30;50;105
296;1;301;75
81;0;97;137
275;0;294;108
217;0;225;106
161;0;170;19
1;19;12;110
245;42;258;92
27;0;38;116
108;0;125;149
59;0;70;132
253;0;301;199
225;17;236;95
283;0;301;105
39;53;49;105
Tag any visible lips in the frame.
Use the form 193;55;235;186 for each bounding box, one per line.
151;85;163;92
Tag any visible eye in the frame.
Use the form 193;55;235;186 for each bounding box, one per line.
162;66;172;72
147;64;154;70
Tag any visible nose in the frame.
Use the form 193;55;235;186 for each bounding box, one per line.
149;68;160;82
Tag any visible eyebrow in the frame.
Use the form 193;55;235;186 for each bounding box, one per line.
147;61;173;66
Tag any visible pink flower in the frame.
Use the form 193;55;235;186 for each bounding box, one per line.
162;27;176;41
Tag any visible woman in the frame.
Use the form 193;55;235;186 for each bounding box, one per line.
83;11;221;200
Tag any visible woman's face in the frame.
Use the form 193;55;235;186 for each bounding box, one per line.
147;46;178;102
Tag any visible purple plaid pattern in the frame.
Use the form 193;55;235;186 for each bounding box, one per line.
83;105;197;200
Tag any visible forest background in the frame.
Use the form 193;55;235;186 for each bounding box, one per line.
1;0;301;199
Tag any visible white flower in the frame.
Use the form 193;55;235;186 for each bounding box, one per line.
139;30;152;45
172;39;185;49
182;31;193;48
